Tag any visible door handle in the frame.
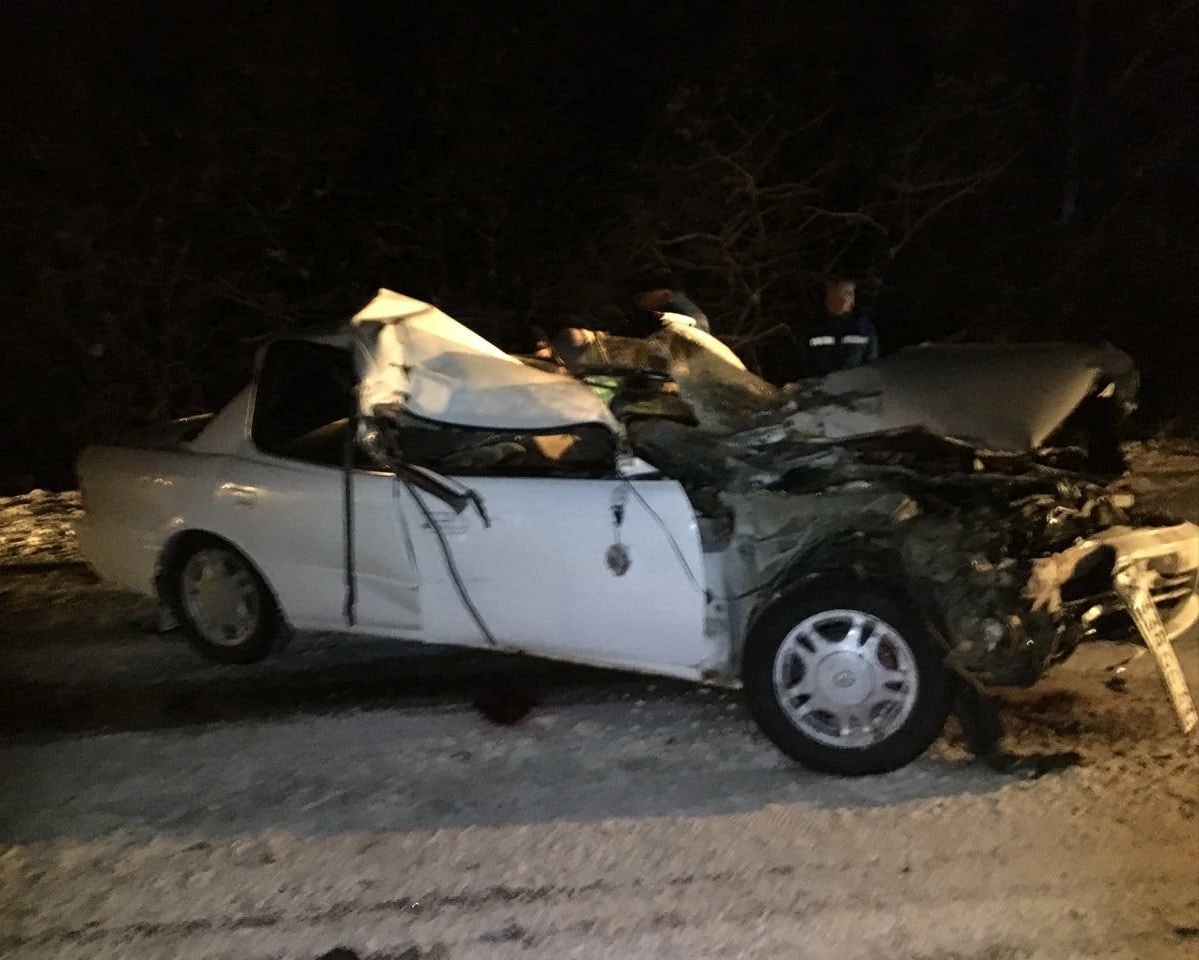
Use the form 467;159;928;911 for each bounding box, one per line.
218;483;258;507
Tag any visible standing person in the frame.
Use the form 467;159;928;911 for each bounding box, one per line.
804;276;879;377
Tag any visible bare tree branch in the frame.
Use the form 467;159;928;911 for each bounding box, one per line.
888;151;1020;258
1116;0;1199;93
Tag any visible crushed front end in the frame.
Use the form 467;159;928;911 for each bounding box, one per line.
649;424;1199;688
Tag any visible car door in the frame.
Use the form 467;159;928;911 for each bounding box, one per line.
397;472;716;678
211;337;421;636
217;454;421;637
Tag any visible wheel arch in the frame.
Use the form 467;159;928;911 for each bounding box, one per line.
155;529;289;629
738;531;933;672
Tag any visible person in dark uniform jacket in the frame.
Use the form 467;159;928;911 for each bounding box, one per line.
804;276;879;377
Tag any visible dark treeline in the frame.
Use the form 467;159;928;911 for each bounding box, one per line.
2;0;1195;488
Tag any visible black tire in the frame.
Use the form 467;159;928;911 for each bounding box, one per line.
167;535;283;665
742;586;951;775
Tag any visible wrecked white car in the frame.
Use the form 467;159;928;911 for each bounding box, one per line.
76;290;1199;774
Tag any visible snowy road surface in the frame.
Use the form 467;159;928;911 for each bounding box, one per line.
2;444;1198;959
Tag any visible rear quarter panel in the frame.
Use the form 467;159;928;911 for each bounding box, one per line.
75;445;223;596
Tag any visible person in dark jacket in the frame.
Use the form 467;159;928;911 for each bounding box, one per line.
804;276;879;377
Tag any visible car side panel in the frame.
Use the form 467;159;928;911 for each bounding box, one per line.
177;449;423;635
77;442;422;637
400;475;717;676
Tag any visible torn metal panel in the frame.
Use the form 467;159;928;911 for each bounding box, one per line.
549;327;672;374
1114;561;1199;745
1025;520;1199;634
658;313;749;371
550;325;780;435
651;325;782;434
350;290;618;432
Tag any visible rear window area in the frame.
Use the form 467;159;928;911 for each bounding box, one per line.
252;340;359;466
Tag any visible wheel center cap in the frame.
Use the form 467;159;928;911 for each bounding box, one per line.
817;652;872;706
198;576;237;622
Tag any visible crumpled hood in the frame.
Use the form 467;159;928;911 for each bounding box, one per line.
349;290;618;432
764;341;1137;453
554;313;1137;453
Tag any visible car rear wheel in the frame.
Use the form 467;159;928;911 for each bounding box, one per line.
742;587;950;775
170;538;281;664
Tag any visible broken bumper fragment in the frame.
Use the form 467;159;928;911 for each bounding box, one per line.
1027;520;1199;641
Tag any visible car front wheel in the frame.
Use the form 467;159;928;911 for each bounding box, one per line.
742;588;950;775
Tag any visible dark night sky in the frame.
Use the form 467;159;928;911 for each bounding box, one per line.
4;1;1092;206
2;0;1196;487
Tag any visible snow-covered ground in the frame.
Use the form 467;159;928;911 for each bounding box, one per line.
1;446;1197;959
0;490;82;568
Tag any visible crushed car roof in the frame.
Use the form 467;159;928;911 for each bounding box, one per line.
350;290;618;432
